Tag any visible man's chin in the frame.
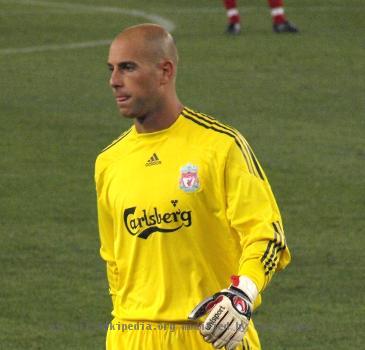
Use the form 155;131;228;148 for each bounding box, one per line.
118;107;136;119
120;113;136;119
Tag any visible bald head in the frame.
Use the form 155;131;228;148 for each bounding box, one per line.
107;23;182;125
112;23;178;66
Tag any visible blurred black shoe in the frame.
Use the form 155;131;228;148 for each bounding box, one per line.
273;21;299;33
226;23;241;35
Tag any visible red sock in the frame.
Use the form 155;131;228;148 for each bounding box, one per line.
223;0;240;24
268;0;286;24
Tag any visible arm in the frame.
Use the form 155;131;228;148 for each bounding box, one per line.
95;164;118;307
225;138;290;293
189;136;290;350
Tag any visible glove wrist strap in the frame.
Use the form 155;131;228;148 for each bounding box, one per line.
230;275;258;303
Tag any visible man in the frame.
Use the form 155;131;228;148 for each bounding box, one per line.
95;23;291;350
223;0;299;34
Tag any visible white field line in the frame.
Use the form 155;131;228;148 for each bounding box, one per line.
0;9;107;15
0;40;112;54
0;0;175;55
0;0;175;30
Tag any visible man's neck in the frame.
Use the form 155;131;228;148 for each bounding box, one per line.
134;100;184;133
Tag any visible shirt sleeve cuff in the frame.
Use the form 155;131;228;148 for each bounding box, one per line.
238;259;267;293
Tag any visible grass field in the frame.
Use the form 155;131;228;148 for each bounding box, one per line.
0;0;364;349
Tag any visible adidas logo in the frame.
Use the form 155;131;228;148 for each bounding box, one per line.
145;153;162;166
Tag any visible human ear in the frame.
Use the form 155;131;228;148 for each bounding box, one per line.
159;60;174;84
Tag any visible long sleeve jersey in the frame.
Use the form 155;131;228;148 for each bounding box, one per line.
95;106;290;321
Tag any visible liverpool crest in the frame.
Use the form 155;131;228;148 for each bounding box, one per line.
179;163;200;193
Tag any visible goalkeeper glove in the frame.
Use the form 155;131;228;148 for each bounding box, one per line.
188;276;257;350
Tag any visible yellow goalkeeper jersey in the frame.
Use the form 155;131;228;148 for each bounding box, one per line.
95;107;290;322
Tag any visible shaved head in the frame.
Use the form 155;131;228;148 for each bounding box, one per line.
112;23;178;66
107;23;182;131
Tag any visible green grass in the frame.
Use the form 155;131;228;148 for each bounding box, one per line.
0;0;364;348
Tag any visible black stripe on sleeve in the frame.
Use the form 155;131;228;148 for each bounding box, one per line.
261;222;286;275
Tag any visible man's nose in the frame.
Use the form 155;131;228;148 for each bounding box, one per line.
110;69;123;88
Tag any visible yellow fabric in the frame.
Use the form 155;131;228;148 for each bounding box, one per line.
106;319;261;350
95;106;290;323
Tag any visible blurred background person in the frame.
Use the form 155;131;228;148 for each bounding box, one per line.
223;0;299;34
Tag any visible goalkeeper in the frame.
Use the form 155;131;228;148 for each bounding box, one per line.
95;23;291;350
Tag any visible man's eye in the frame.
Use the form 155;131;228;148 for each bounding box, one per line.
121;63;136;71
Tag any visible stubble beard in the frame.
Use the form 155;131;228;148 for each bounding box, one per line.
118;97;143;119
119;96;161;124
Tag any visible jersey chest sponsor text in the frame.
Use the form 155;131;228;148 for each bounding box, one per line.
123;204;192;239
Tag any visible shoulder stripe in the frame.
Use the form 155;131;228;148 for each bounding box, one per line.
182;109;260;178
194;109;265;180
99;128;132;154
184;108;256;173
183;108;264;180
181;110;254;176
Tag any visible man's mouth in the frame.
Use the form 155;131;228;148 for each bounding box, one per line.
116;95;131;105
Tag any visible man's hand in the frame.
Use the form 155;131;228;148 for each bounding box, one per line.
188;286;252;350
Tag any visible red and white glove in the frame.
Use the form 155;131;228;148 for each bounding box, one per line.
188;276;258;350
